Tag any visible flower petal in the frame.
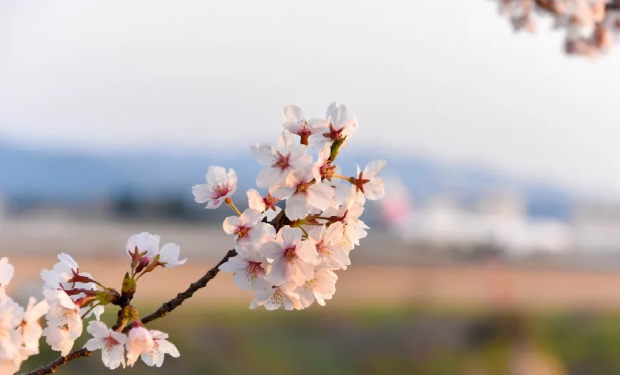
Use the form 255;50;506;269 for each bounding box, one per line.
307;183;335;211
251;144;276;166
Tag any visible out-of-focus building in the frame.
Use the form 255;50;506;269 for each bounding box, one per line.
378;177;574;256
475;192;526;218
572;202;620;253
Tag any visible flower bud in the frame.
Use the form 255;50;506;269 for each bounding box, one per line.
121;272;136;296
329;136;347;162
134;256;150;274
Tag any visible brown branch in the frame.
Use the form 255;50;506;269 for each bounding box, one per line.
21;249;238;375
23;349;92;375
130;249;237;329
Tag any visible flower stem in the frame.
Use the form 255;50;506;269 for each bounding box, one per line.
134;270;147;281
225;197;242;216
92;280;107;289
80;303;99;320
332;174;352;182
308;215;335;221
299;226;309;237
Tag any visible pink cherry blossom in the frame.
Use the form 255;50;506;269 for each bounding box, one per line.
250;281;302;311
262;226;319;286
307;222;350;270
223;209;276;253
270;168;335;220
0;296;24;365
251;130;312;189
247;189;281;221
298;269;338;308
0;258;14;293
126;325;154;367
313;143;337;182
84;321;128;370
219;245;272;292
40;253;94;291
311;102;359;149
282;105;328;144
18;297;49;355
140;330;180;367
247;188;279;212
351;160;387;200
158;243;187;268
323;192;368;251
40;253;103;321
43;290;83;341
192;166;237;209
126;232;161;260
42;326;74;356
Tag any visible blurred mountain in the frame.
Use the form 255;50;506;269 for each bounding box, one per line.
0;142;573;220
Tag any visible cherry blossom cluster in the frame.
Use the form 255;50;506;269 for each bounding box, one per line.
496;0;620;57
193;102;386;310
0;258;48;374
0;233;186;373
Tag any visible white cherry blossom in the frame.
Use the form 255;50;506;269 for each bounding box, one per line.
42;326;74;356
223;209;276;253
247;189;281;221
251;130;312;188
282;105;328;144
40;255;100;322
0;355;20;375
0;258;14;294
126;325;154;367
311;102;359;149
126;232;161;260
43;290;83;340
41;253;94;291
192;166;238;209
80;303;104;321
323;192;368;251
140;330;180;368
250;281;302;311
84;321;128;370
19;297;49;354
341;194;368;250
270;168;335;220
298;269;338;308
352;160;387;201
332;181;360;206
262;226;319;286
313;143;337;182
307;222;350;270
158;243;187;268
0;297;24;363
219;244;271;292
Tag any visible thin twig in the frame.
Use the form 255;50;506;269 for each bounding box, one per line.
128;249;237;330
21;249;238;375
22;349;92;375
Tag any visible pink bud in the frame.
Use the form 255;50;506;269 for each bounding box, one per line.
135;256;150;274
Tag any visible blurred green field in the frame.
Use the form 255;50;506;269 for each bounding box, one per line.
20;304;620;375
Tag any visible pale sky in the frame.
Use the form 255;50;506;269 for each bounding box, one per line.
2;0;620;198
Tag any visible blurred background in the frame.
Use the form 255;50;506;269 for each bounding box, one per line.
3;1;620;374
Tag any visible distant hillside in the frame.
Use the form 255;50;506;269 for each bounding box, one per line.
0;142;573;220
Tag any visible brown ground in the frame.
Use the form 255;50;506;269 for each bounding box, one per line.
9;255;620;312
